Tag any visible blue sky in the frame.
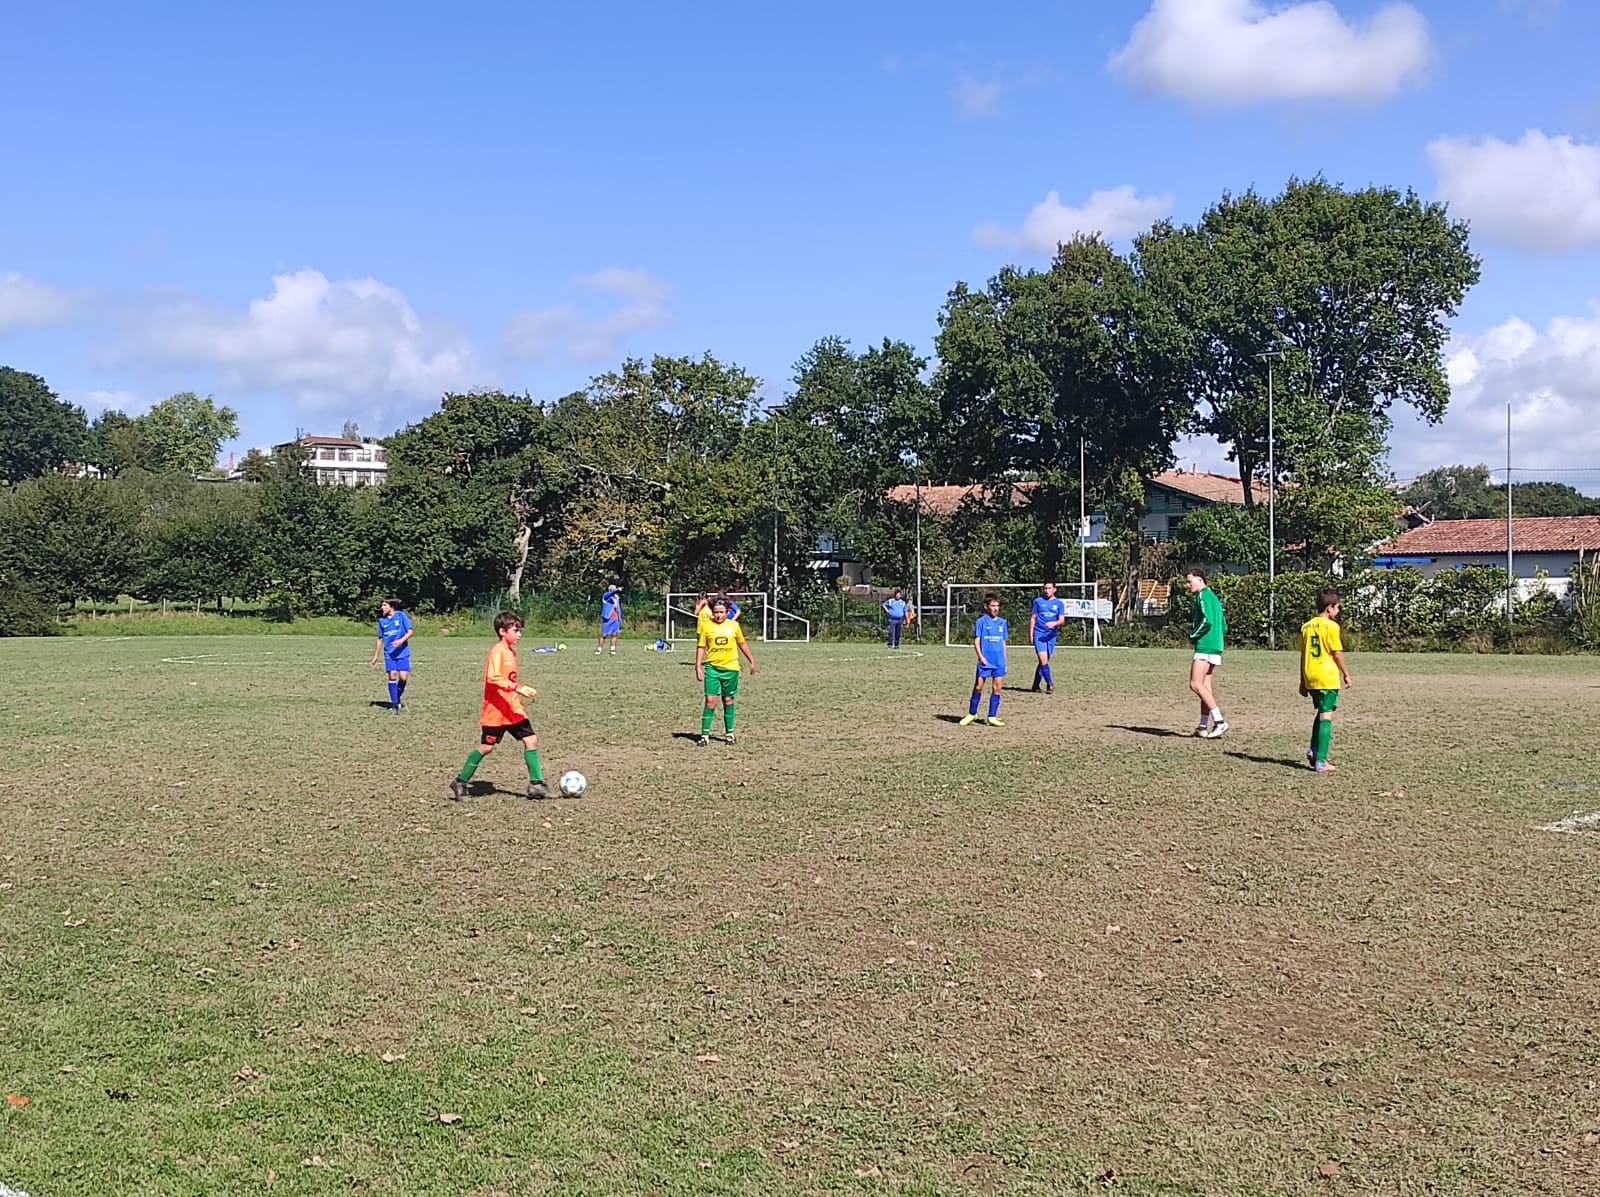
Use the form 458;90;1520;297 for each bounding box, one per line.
3;0;1599;488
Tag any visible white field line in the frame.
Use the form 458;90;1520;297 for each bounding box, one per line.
1537;810;1600;835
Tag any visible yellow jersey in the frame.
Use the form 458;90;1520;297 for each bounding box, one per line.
1299;614;1344;691
698;617;746;671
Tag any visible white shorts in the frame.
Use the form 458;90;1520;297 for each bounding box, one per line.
1193;653;1222;668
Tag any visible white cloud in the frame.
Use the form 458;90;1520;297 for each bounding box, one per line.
1109;0;1433;106
118;269;482;411
954;73;1005;117
502;268;673;364
0;272;85;332
973;186;1175;253
1393;306;1600;486
1427;130;1600;254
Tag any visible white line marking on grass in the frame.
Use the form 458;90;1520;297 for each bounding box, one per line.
1537;810;1600;834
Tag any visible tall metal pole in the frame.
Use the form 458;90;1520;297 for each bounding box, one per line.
915;475;923;640
771;410;780;642
1267;356;1276;650
1507;402;1514;628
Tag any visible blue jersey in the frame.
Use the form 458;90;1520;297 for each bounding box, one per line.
884;598;908;619
600;592;621;621
974;614;1007;670
1031;596;1067;641
378;611;413;658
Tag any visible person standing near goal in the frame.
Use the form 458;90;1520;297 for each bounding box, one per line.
695;597;756;746
1185;568;1228;738
959;594;1007;727
882;588;911;650
1028;581;1067;693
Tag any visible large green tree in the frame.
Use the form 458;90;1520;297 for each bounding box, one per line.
84;409;152;477
137;392;241;476
0;473;145;604
0;368;87;483
547;354;766;591
933;235;1192;584
1136;179;1481;506
377;390;553;607
758;337;939;590
255;446;369;615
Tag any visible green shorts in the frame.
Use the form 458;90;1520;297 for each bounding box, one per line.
703;663;740;698
1308;688;1340;714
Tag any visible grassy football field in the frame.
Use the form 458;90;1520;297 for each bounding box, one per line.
2;633;1598;1196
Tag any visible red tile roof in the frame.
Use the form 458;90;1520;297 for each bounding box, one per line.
1149;469;1270;506
886;471;1267;514
884;482;1038;516
1382;516;1600;555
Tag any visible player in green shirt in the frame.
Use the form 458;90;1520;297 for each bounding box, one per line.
1185;568;1228;738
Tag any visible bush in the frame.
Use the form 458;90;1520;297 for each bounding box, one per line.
0;580;58;637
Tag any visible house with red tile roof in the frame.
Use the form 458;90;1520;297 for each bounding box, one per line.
1373;516;1600;602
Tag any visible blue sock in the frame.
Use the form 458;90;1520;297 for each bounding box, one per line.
397;678;408;701
988;693;1001;718
388;681;400;708
1041;663;1052;687
1032;665;1041;688
968;692;981;716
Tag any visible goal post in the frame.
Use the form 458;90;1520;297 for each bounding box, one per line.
664;591;810;643
943;582;1111;648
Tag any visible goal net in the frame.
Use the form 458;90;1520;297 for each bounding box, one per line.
663;592;813;643
943;582;1111;648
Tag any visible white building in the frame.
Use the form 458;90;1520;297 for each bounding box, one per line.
273;435;388;486
1373;516;1600;602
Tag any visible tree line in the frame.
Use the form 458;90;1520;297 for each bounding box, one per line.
6;176;1533;627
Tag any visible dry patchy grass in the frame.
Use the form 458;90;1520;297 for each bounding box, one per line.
2;635;1599;1195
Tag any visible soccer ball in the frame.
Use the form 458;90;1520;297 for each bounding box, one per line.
558;770;587;798
557;642;568;651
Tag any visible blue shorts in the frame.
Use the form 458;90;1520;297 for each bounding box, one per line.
975;664;1006;681
601;618;621;636
384;654;410;673
1032;638;1057;657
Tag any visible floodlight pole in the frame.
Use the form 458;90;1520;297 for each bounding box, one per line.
771;407;781;642
1256;349;1284;650
1507;402;1514;628
1079;436;1087;590
915;475;923;637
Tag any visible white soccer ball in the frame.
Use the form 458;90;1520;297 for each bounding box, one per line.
558;770;587;798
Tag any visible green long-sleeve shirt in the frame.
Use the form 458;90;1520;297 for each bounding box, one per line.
1189;586;1226;654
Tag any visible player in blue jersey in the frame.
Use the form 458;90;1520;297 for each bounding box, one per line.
959;594;1007;727
1028;581;1068;694
595;584;622;655
882;588;912;649
369;597;415;712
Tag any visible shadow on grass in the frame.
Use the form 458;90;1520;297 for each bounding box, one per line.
934;713;975;725
368;700;396;711
1108;724;1187;738
670;731;710;743
1224;750;1310;772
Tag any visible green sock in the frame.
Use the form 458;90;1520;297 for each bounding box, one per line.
1314;716;1333;764
723;704;736;734
701;706;714;735
524;749;543;782
458;749;485;782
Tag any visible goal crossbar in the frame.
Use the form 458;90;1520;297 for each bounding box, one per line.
943;582;1110;648
664;591;810;643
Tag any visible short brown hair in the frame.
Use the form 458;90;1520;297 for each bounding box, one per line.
1185;567;1208;583
1317;588;1341;613
983;593;1000;607
493;610;524;634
